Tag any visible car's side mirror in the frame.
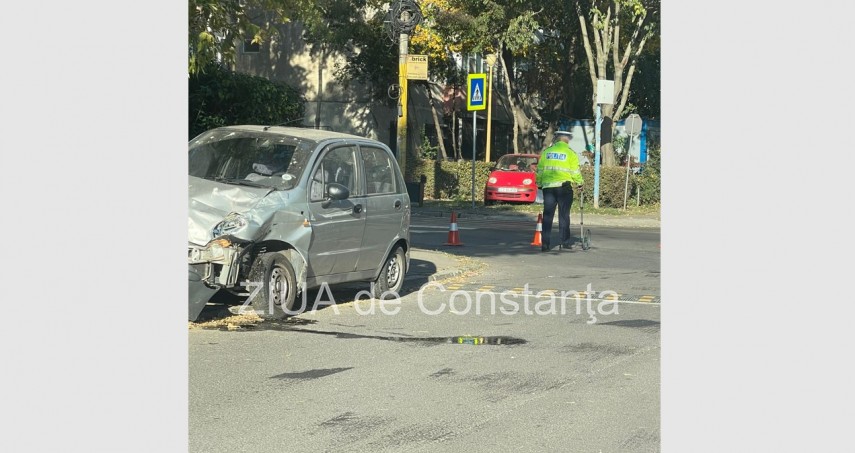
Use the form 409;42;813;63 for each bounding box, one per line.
322;183;350;208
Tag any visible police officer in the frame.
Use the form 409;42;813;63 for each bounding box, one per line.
535;130;584;251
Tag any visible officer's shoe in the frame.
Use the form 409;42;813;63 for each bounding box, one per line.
559;241;573;251
541;241;550;252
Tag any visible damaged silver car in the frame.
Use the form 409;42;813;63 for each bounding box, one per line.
188;126;410;321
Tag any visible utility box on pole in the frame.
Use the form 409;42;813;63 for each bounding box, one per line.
596;80;615;105
593;79;615;209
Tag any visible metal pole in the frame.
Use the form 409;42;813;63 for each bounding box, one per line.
623;134;634;210
396;33;409;173
472;110;476;209
472;54;483;208
594;104;602;209
485;58;494;162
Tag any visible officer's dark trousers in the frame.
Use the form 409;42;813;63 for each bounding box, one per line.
542;185;574;247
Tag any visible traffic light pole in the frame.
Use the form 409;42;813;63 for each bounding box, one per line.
484;54;496;163
396;33;409;173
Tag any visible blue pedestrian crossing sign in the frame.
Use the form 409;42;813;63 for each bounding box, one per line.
467;73;487;111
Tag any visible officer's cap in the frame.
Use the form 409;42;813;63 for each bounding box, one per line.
554;130;572;138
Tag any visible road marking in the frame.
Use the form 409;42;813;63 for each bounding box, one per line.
411;225;478;230
417;284;660;304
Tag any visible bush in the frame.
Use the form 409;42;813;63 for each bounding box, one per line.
579;166;636;208
408;148;661;206
635;146;660;204
407;158;494;201
189;63;306;139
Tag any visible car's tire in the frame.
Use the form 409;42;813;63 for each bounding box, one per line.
371;246;406;298
484;199;495;206
247;252;298;319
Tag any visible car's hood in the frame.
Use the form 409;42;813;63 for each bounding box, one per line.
489;170;536;186
188;176;274;245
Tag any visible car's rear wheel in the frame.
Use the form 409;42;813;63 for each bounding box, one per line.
484;199;495;206
248;252;298;319
371;246;406;298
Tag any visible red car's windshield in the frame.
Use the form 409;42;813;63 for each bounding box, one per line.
495;155;538;172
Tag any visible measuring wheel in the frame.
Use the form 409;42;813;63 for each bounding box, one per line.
581;228;592;250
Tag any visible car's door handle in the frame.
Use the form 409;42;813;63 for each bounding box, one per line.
353;204;363;214
394;200;402;209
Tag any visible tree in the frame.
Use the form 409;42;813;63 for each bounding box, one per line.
511;0;589;146
189;0;319;74
577;0;658;166
189;63;305;138
414;0;477;160
429;0;544;154
409;0;467;161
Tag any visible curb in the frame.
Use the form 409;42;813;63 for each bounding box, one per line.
404;249;483;285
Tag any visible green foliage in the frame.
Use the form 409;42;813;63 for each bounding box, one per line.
579;166;635;208
417;130;439;160
407;158;494;201
189;0;287;74
189;0;370;74
329;10;398;104
407;153;661;206
635;146;660;204
188;63;306;139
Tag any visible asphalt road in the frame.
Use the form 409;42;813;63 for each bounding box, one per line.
189;218;661;452
411;214;661;299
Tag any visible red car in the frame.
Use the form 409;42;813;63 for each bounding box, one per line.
484;153;540;205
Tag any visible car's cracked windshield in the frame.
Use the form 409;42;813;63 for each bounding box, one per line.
189;131;314;190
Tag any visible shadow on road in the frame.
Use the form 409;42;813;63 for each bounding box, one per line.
194;258;440;323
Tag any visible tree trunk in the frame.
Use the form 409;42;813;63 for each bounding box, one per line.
456;114;463;160
497;45;521;154
579;1;653;167
428;82;448;160
451;84;459;159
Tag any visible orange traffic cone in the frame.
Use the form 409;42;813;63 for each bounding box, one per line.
443;211;464;246
530;213;543;246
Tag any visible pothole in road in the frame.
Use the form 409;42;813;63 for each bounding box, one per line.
234;323;527;346
599;319;660;330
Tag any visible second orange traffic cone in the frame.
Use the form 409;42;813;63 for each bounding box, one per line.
443;211;463;246
530;213;543;246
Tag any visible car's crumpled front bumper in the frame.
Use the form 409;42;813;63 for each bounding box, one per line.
189;263;219;321
188;238;246;321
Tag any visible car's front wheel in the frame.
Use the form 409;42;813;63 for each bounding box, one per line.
371;246;406;298
248;252;298;319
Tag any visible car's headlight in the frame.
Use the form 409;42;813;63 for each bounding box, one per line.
488;177;497;184
204;237;232;260
522;178;533;185
212;213;248;237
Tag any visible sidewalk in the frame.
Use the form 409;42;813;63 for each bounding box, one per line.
405;248;477;284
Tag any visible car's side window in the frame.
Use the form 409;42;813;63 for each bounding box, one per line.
361;147;396;195
309;146;360;202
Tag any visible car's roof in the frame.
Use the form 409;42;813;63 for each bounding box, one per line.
219;125;383;144
500;153;539;158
